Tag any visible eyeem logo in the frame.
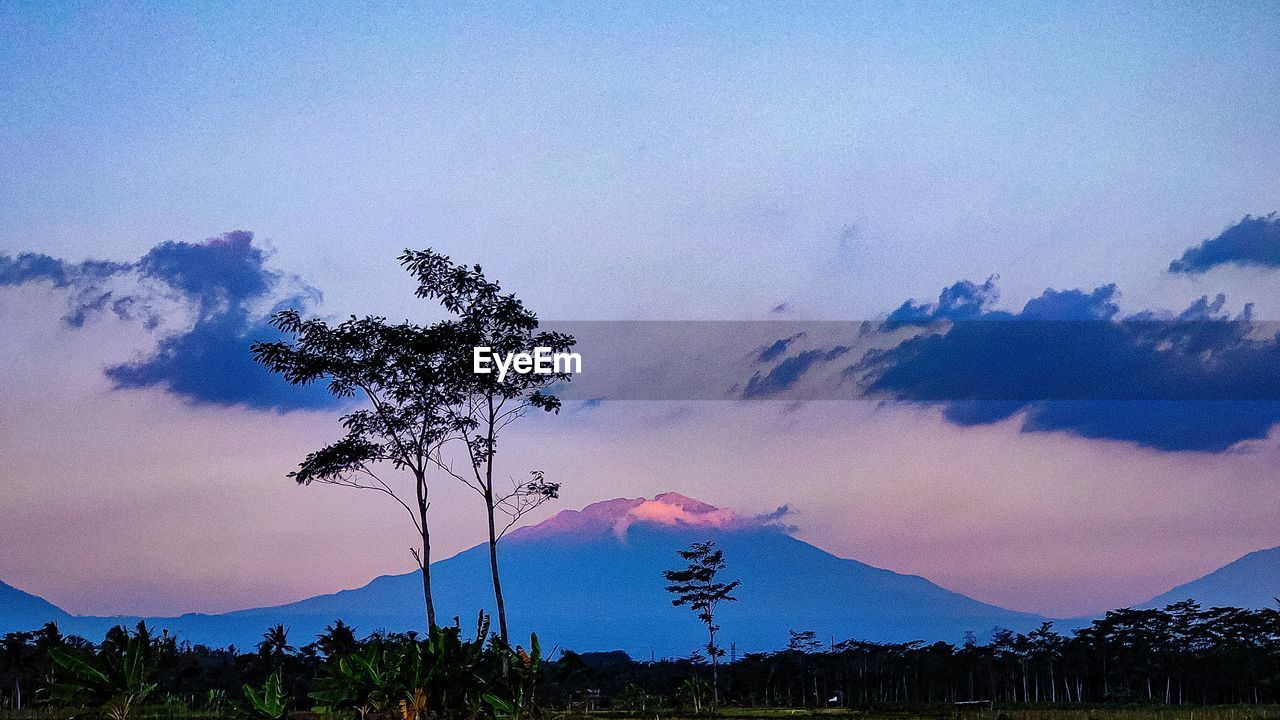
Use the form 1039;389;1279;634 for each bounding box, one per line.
473;347;582;381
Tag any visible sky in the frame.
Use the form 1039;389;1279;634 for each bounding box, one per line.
2;0;1280;619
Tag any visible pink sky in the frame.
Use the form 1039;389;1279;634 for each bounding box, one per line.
4;279;1279;618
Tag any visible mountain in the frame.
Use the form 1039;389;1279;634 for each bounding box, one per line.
0;580;72;632
2;493;1043;655
1142;546;1280;610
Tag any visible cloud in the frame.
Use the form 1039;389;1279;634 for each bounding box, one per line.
1169;214;1280;274
744;346;851;398
510;491;794;543
757;332;804;362
0;252;132;289
858;279;1280;452
0;252;71;286
1;252;138;328
0;232;335;411
885;276;1003;326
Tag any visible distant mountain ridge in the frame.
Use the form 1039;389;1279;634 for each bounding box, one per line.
0;580;71;631
1141;546;1280;610
3;493;1045;654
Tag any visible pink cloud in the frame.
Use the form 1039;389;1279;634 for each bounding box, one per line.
510;491;785;542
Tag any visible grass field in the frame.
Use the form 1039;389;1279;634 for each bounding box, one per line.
549;708;1280;720
7;706;1280;720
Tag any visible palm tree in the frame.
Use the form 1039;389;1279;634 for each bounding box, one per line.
257;625;295;668
315;621;358;660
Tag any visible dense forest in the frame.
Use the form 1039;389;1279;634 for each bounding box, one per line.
4;601;1280;718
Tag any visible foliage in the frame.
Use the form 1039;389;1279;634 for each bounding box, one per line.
617;683;649;712
255;249;577;642
400;248;576;644
787;631;822;654
253;308;464;629
482;633;543;719
258;626;295;666
535;602;1280;709
309;613;545;720
232;672;288;720
9;601;1280;716
315;621;360;661
675;676;711;713
44;622;160;720
664;541;741;709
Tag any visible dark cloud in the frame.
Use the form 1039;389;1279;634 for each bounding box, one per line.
1;252;142;328
860;279;1280;452
0;252;134;288
1169;214;1280;274
138;231;273;303
755;504;796;532
885;276;1002;327
0;252;71;286
758;332;804;363
745;345;850;398
104;305;333;411
1;232;335;411
1020;285;1119;321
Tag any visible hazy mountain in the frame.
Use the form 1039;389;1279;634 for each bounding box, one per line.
0;580;71;633
1142;546;1280;610
2;493;1043;655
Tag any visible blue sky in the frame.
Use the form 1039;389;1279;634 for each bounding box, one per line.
2;1;1280;618
5;1;1280;319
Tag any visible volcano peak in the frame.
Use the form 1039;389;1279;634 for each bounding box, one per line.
509;492;771;541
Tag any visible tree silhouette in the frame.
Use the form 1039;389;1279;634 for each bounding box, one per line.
663;541;740;708
313;621;358;660
8;600;1280;712
257;625;294;663
399;249;575;644
253;311;463;629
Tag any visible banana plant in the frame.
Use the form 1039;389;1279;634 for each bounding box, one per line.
232;672;288;720
311;636;430;717
46;623;158;720
398;688;428;720
482;633;542;720
312;613;496;719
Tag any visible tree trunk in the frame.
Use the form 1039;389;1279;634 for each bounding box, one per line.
483;396;509;644
486;484;508;643
419;539;436;629
415;471;436;629
709;622;719;708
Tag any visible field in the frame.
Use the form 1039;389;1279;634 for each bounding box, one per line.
8;707;1280;720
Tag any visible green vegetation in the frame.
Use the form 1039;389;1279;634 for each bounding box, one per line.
4;600;1280;719
0;615;542;720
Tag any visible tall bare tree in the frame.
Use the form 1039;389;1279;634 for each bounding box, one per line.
399;249;575;644
252;312;460;629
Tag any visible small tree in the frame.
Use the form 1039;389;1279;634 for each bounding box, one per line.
399;249;575;644
253;313;461;629
256;625;294;671
788;630;822;706
663;541;740;708
313;621;359;660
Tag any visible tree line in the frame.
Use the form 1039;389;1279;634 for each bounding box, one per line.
5;600;1280;716
586;600;1280;708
